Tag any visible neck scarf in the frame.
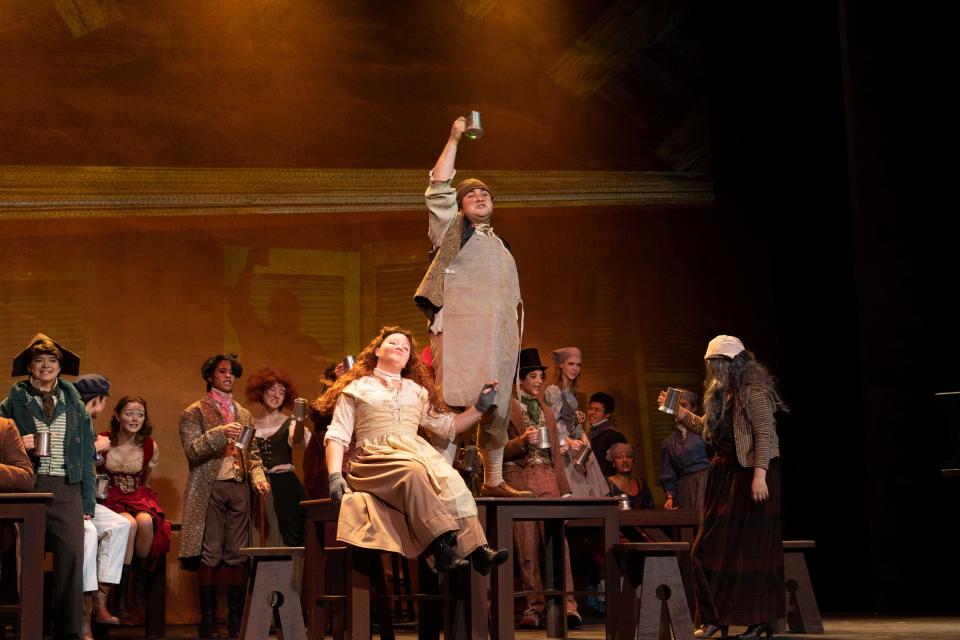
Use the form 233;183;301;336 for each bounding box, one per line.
207;388;235;422
27;381;58;423
473;223;496;238
519;390;541;425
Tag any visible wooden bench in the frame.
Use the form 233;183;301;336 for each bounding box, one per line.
239;547;306;639
613;542;693;640
781;540;824;634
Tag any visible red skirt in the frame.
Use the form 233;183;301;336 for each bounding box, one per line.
691;454;785;626
103;485;172;568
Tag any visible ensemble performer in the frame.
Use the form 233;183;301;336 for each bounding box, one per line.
98;396;172;612
179;353;270;639
543;346;611;497
245;367;310;547
659;388;711;513
413;116;530;498
659;335;787;638
0;334;95;640
503;348;581;629
319;326;509;574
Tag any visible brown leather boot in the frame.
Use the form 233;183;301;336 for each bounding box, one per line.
198;563;221;639
92;585;120;625
80;593;94;640
479;482;533;498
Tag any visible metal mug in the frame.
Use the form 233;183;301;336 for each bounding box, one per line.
235;425;255;450
457;445;479;474
536;425;551;450
572;444;593;472
293;397;308;422
619;496;631;511
34;431;51;457
659;387;682;415
94;451;104;466
342;355;356;371
96;474;110;501
465;111;484;140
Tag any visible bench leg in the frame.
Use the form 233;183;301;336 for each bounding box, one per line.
784;552;824;634
637;556;694;640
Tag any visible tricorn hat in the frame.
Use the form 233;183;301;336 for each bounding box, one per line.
517;347;548;378
11;333;80;377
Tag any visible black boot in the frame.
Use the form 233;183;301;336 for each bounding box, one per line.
226;585;245;638
468;544;509;576
112;564;130;619
427;532;469;573
198;585;221;639
131;555;148;608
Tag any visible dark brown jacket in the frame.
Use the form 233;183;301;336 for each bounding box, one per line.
0;417;34;492
504;397;571;496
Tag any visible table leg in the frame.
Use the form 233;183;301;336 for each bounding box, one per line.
493;507;514;640
19;504;45;640
603;509;619;640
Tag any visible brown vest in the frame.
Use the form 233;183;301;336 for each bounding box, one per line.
413;213;466;320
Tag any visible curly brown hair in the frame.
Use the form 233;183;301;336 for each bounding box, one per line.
109;396;153;446
244;367;298;409
314;326;445;415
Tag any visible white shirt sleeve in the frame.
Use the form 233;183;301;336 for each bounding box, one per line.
417;387;457;441
425;169;458;247
323;392;356;448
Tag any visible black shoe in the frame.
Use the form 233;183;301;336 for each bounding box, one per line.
567;611;582;629
428;532;469;573
198;584;221;639
736;624;772;638
468;544;509;575
695;624;729;638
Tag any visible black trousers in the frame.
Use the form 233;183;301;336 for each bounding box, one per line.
37;474;84;637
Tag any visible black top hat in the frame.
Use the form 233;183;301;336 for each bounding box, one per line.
11;333;81;377
517;347;548;379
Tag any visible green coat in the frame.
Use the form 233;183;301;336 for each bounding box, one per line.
0;379;96;514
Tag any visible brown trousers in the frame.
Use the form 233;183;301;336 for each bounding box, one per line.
201;479;250;567
504;464;577;614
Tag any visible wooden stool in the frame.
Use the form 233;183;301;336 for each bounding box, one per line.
614;542;693;640
239;547;307;640
781;540;824;634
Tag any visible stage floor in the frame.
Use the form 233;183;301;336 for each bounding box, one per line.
94;614;959;639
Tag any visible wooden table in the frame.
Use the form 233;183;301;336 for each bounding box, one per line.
0;492;53;640
476;496;621;640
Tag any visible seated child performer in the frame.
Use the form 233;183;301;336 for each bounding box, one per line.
503;348;581;630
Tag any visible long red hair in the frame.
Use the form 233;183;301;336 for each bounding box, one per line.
314;326;446;415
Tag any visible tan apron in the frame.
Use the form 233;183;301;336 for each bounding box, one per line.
432;230;521;450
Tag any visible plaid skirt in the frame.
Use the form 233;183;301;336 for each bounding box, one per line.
691;454;785;626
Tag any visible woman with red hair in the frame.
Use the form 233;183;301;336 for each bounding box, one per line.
245;367;309;547
318;326;508;573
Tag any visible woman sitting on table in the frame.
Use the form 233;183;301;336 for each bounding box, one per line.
606;442;654;509
318;326;509;574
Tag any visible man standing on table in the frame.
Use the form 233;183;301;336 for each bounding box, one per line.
414;116;531;498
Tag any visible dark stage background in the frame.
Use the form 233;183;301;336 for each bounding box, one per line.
1;0;957;619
